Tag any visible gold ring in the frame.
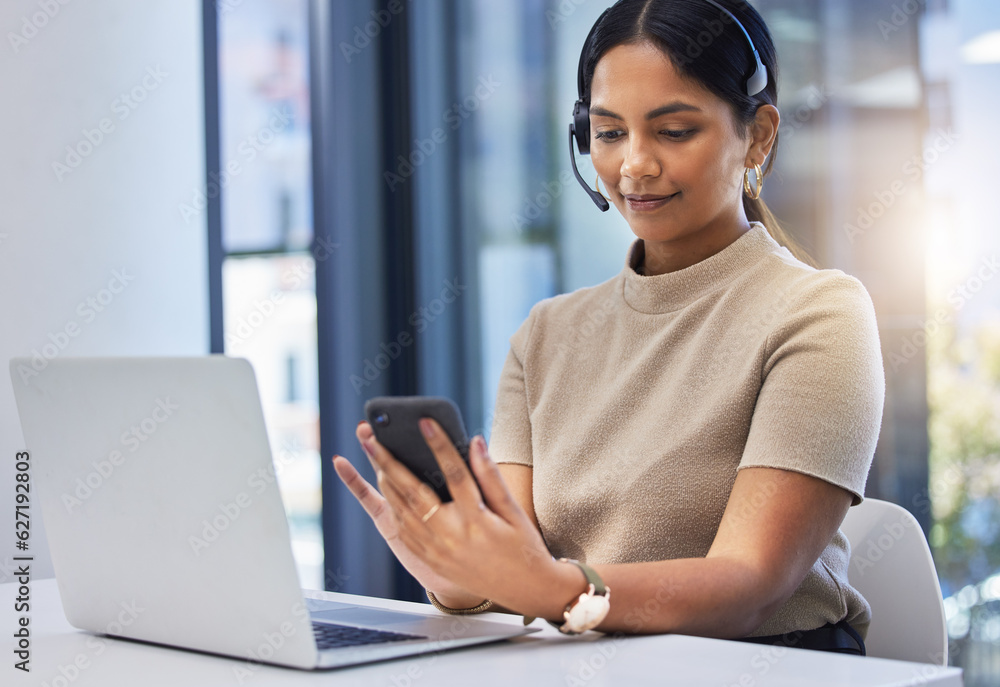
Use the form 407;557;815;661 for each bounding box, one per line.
421;503;441;524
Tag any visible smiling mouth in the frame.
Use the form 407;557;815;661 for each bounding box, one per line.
624;193;679;212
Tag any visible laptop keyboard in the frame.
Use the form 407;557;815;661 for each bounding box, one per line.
311;621;426;650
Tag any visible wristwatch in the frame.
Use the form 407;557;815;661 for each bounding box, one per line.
553;558;611;635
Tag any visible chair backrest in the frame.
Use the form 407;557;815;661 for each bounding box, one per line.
840;498;949;665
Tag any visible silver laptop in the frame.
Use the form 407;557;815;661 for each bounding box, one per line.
9;356;536;670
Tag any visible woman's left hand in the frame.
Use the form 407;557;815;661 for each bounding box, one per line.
364;418;562;616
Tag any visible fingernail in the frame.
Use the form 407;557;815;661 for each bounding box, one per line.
476;436;491;460
357;420;366;428
419;418;435;438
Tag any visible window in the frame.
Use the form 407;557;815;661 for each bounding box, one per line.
214;0;321;590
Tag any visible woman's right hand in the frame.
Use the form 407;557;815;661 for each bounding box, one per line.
331;422;482;605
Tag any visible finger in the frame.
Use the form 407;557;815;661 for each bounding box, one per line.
333;456;393;527
365;434;441;514
469;437;531;526
381;472;440;538
356;422;379;473
418;418;482;510
375;456;439;531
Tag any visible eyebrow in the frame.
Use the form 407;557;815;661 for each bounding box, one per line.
590;102;702;120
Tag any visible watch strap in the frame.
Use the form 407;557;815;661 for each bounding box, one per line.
561;558;606;596
542;558;609;633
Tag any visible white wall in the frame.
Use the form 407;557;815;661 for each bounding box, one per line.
0;0;208;580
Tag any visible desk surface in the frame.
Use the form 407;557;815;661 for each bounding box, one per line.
3;579;963;686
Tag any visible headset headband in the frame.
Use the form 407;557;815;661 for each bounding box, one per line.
577;0;766;103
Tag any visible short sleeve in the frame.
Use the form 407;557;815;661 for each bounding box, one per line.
488;306;538;467
738;273;885;505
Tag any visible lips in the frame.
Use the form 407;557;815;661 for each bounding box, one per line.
624;192;679;212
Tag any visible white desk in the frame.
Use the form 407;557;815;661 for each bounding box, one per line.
3;579;963;686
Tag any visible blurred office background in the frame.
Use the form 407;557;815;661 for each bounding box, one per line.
1;0;998;681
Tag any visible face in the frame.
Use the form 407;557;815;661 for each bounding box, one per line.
589;41;754;267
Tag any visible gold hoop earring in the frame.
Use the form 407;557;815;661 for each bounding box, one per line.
743;163;764;200
595;174;608;202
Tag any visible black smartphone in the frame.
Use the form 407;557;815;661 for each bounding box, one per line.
363;396;471;503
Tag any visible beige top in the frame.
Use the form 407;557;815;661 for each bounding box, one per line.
489;223;885;638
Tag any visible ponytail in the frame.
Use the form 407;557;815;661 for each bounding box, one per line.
743;136;818;268
743;196;817;268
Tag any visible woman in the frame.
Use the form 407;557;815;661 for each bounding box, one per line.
333;0;883;654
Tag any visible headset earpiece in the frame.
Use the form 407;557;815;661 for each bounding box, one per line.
571;99;591;155
745;49;767;97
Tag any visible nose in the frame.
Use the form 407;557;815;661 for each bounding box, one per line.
620;136;661;180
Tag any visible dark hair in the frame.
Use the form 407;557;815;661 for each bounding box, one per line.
582;0;815;266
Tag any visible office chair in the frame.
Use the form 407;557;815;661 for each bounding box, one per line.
840;498;949;665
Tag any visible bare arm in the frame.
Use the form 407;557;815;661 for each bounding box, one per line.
590;466;851;637
439;461;850;637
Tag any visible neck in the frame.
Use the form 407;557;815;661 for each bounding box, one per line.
638;214;752;276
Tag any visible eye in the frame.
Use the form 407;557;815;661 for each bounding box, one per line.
594;130;624;142
661;129;695;140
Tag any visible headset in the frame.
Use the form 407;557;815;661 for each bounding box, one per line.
569;0;768;211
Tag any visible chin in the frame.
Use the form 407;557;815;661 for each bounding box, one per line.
621;213;691;244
